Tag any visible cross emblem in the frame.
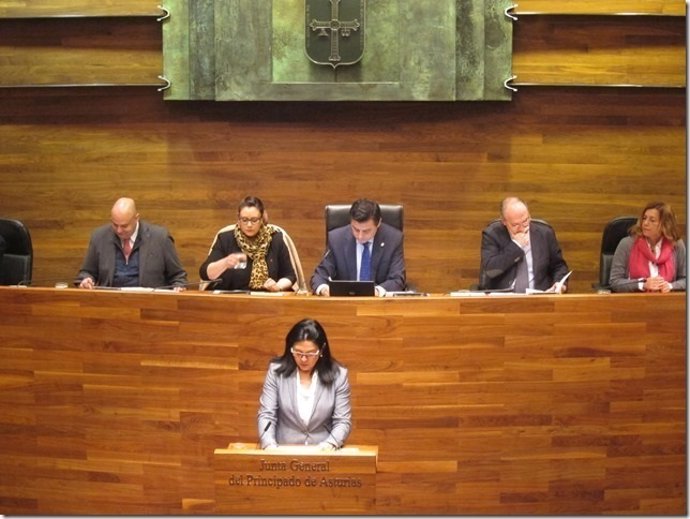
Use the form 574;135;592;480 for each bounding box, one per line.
308;0;361;66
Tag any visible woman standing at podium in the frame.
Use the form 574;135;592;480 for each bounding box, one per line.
258;318;351;450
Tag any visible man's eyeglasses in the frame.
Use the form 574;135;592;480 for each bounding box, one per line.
290;347;320;359
506;217;531;231
239;217;261;225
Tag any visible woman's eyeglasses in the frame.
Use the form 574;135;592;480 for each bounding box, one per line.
290;347;320;359
239;217;261;225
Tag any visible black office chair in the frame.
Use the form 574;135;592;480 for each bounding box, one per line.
324;203;404;245
476;218;551;290
593;215;637;291
324;203;408;291
0;218;33;285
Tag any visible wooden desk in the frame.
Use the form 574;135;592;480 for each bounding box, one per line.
0;288;685;514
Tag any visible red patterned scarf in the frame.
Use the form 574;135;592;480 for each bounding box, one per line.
628;237;676;281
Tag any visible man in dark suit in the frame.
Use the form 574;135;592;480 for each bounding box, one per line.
480;196;569;293
76;197;187;290
311;198;406;296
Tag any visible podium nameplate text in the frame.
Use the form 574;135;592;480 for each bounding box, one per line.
214;443;378;515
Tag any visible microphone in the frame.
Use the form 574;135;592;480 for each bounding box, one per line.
152;279;223;291
257;422;273;449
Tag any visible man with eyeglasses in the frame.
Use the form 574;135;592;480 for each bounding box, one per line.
76;197;188;290
311;198;406;297
479;196;569;293
199;196;296;292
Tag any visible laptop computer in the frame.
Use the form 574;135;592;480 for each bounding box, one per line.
328;280;375;297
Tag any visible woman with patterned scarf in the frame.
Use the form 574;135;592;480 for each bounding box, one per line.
610;201;686;293
200;196;296;292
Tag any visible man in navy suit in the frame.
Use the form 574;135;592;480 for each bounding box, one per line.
480;196;569;293
311;198;406;296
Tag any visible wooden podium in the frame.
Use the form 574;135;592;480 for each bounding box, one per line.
213;443;378;515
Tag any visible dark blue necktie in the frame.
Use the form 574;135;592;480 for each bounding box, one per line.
360;243;372;281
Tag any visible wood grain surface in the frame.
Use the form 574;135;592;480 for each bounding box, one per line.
0;0;163;17
0;86;684;294
516;0;684;15
0;0;683;17
0;10;684;87
213;444;378;514
513;16;686;86
0;288;685;514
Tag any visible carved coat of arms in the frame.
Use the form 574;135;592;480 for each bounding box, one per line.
305;0;365;68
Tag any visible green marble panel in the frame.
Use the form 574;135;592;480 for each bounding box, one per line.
163;0;513;101
272;0;398;85
190;0;215;99
482;0;513;100
398;0;456;100
455;0;513;99
162;0;190;100
215;1;271;100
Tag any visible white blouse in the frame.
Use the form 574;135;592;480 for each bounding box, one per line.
295;371;318;425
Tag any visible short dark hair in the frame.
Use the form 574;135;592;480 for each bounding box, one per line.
237;196;265;216
349;198;381;224
273;318;340;385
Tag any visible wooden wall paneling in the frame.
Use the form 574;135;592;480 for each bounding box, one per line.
515;0;685;16
0;0;683;18
0;18;162;87
513;16;686;86
0;87;685;294
2;6;684;89
0;289;685;514
0;1;162;18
